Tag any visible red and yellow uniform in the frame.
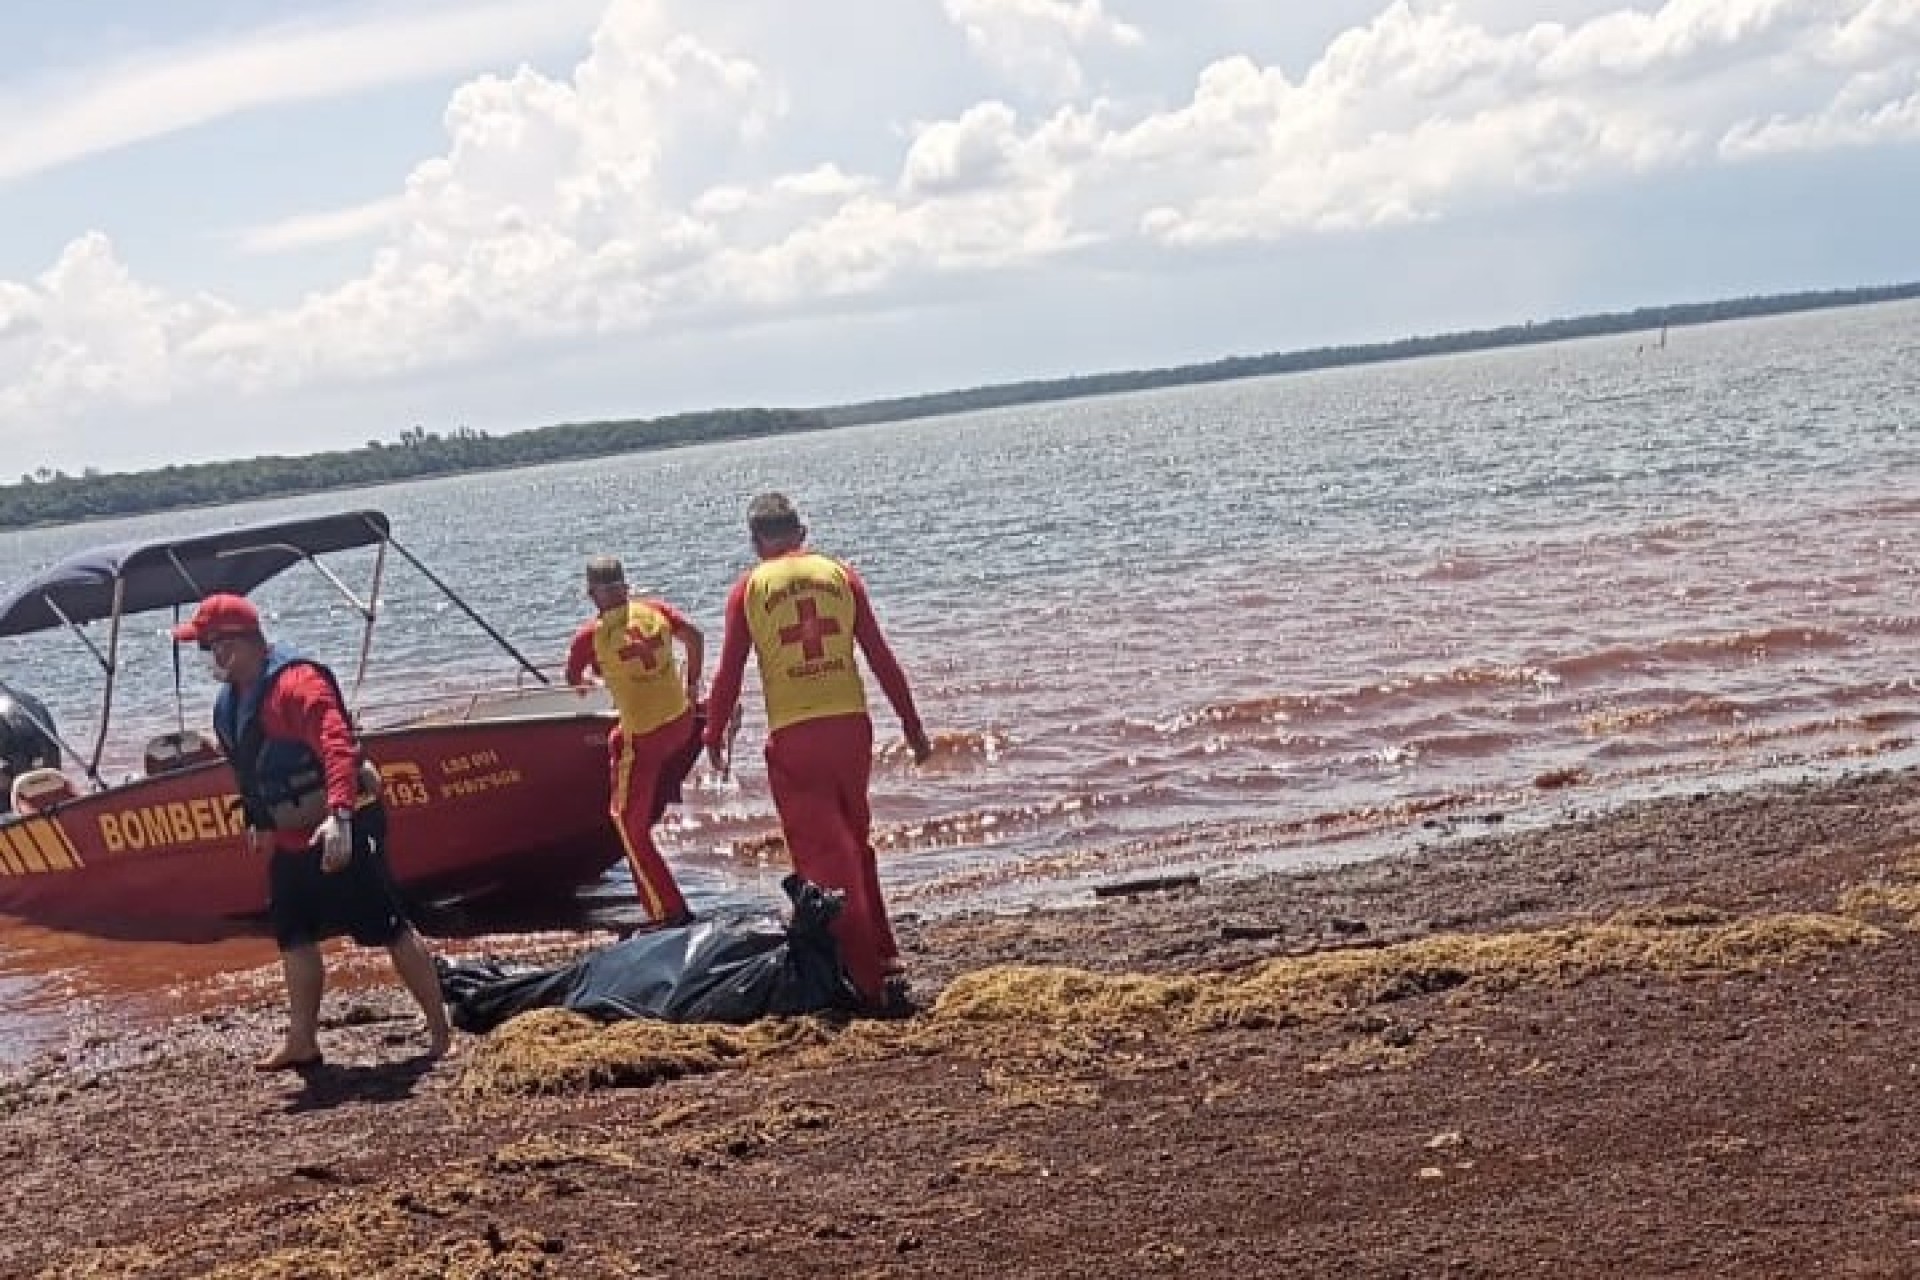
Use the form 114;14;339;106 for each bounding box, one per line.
567;598;696;923
705;551;924;1004
247;663;364;853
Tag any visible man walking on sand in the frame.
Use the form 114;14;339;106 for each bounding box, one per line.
565;555;703;926
704;493;933;1012
176;593;452;1070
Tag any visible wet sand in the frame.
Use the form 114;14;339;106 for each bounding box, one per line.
9;766;1920;1278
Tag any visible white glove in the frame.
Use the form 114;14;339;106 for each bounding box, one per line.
313;813;352;871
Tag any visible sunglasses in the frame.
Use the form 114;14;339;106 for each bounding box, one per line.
195;634;247;653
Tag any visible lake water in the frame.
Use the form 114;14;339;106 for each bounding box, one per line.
4;298;1919;1063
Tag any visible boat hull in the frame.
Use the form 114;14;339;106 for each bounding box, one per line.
0;712;622;938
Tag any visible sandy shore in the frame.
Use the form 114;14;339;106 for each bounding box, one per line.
9;766;1920;1279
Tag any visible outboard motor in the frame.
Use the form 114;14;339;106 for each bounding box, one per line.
0;681;60;813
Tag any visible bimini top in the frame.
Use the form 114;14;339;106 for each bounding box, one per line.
0;510;392;638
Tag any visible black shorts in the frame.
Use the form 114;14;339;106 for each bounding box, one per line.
267;804;410;951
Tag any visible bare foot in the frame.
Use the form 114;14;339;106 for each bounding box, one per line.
254;1045;324;1072
425;1027;454;1061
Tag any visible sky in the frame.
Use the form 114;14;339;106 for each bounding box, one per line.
0;0;1915;473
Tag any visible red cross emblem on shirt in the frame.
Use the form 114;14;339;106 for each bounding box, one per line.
618;628;667;670
778;597;842;660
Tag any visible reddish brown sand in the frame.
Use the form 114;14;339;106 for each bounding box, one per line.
9;768;1920;1278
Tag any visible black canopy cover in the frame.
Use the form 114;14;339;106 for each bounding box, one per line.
0;510;391;637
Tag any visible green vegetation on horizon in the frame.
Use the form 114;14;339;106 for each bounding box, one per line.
5;279;1916;533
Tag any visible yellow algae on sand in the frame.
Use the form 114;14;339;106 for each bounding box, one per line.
456;1006;836;1099
451;909;1878;1099
1838;848;1920;927
935;910;1880;1033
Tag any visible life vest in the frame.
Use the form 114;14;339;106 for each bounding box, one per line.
744;552;866;733
592;601;689;735
213;645;358;832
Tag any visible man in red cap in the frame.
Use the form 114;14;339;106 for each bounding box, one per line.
564;555;701;926
704;493;933;1012
176;592;452;1070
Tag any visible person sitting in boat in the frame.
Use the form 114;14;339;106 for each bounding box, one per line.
564;555;702;927
0;681;62;816
173;593;453;1071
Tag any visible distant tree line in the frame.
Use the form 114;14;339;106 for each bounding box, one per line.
3;280;1915;532
0;409;824;531
816;280;1920;429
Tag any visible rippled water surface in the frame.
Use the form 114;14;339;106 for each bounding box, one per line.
5;300;1920;1060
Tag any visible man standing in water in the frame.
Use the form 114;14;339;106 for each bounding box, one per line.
705;493;933;1012
565;556;702;926
175;593;452;1070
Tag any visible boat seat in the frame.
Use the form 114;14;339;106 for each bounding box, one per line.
145;729;222;776
11;768;77;814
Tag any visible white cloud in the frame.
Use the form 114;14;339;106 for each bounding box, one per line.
0;234;237;428
773;165;876;200
1827;0;1920;63
1088;0;1916;244
2;0;1917;464
1534;0;1815;80
942;0;1145;98
902;101;1026;195
235;197;407;255
1716;0;1920;156
1719;69;1920;154
0;0;606;183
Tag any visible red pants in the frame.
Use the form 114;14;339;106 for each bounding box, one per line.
764;713;898;1004
608;709;696;923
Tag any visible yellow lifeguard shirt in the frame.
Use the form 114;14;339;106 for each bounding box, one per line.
744;552;865;732
588;600;689;735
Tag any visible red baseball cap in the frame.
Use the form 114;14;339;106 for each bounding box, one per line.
171;593;262;644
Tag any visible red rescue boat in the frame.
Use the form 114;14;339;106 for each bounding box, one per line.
0;510;621;937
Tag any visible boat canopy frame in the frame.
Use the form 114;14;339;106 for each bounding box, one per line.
0;510;548;788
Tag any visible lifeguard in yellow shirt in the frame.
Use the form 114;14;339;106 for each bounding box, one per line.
705;493;932;1010
565;556;702;925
